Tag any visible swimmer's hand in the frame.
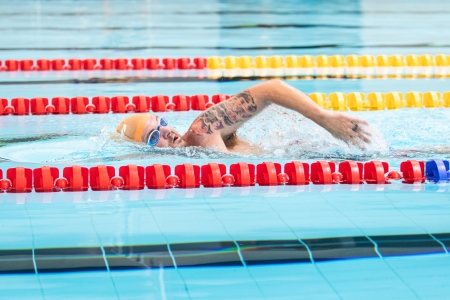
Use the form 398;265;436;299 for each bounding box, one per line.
320;111;372;148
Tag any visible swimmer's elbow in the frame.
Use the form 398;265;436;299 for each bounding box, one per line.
268;79;291;90
258;79;294;95
268;78;283;85
251;79;283;103
258;79;284;92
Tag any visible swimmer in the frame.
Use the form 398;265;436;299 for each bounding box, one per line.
117;80;371;153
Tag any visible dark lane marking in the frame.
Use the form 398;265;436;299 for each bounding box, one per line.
0;24;363;31
370;234;446;257
0;77;222;85
0;249;35;274
104;245;174;270
0;134;69;145
0;74;439;86
0;11;448;16
302;236;378;262
238;240;310;265
0;233;448;274
432;233;450;252
170;241;243;267
35;247;107;273
0;43;446;51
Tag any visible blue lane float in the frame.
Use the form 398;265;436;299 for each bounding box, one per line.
425;159;450;183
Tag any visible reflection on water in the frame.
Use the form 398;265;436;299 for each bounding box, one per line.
0;106;449;165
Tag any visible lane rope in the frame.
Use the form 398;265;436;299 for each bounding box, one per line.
1;54;449;72
0;91;449;115
0;159;447;193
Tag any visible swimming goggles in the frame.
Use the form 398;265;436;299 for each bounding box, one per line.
147;117;169;146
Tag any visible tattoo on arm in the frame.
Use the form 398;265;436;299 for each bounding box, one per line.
197;90;257;134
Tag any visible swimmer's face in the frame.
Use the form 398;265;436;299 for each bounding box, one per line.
141;114;184;148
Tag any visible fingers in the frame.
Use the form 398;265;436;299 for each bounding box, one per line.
351;121;370;133
347;135;366;150
353;126;372;144
350;116;369;126
350;120;372;145
350;132;371;147
346;127;371;148
358;127;372;137
358;132;371;144
329;112;372;148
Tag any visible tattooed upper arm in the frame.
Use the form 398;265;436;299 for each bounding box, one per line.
193;89;260;137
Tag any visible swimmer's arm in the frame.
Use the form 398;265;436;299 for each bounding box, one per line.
190;79;325;139
187;88;265;142
188;79;370;146
249;80;371;146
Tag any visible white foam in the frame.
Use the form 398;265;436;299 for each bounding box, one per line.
0;107;449;164
238;105;389;159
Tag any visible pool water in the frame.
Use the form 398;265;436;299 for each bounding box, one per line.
0;82;449;167
1;0;450;299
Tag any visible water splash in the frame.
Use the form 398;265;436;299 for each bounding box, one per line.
237;105;389;159
0;108;448;164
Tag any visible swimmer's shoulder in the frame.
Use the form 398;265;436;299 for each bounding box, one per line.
183;125;228;152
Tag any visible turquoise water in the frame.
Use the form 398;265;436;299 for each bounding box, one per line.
0;80;449;167
1;0;450;299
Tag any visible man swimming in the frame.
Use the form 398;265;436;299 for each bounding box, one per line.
117;80;371;153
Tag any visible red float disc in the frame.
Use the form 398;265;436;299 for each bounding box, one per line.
221;174;235;187
45;105;55;114
110;176;124;188
85;104;95;113
0;179;12;191
331;172;343;184
386;170;403;180
166;175;180;188
54;177;68;189
277;173;290;185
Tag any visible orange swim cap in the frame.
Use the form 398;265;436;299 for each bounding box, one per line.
116;113;152;142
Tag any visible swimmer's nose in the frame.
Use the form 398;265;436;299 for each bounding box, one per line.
159;126;172;139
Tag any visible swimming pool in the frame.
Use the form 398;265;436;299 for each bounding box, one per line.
1;0;450;299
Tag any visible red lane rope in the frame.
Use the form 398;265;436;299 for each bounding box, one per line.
0;57;207;72
0;159;444;193
0;94;231;115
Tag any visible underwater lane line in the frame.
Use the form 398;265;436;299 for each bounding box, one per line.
0;233;448;274
1;75;450;86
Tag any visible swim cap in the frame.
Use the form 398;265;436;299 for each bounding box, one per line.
116;114;152;142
